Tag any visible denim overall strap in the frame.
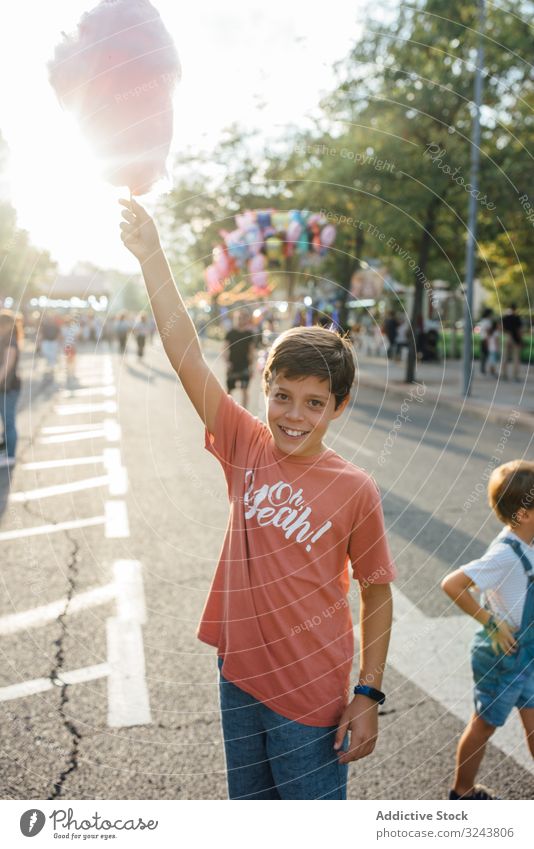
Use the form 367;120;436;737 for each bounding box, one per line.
501;537;534;643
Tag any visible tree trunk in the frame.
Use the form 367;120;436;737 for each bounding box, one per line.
405;198;441;383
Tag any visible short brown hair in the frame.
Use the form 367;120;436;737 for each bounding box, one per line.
262;326;355;409
488;460;534;525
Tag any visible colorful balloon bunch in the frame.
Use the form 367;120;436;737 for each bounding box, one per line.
204;209;336;295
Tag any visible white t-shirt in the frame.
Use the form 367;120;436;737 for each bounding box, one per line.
479;317;492;341
461;528;534;630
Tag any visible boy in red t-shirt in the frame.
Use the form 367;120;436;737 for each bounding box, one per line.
120;198;396;799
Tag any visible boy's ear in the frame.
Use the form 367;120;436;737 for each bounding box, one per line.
514;506;530;524
331;395;350;419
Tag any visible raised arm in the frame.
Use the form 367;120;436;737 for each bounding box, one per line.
119;198;225;433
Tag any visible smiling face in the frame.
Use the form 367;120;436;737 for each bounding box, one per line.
265;371;349;457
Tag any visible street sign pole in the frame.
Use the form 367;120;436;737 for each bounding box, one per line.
462;0;486;398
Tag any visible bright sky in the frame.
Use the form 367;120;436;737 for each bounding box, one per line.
0;0;365;274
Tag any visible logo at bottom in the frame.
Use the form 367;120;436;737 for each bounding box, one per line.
20;810;46;837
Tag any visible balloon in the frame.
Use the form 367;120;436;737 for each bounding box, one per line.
48;0;181;195
225;229;248;265
251;270;269;289
265;236;283;265
286;220;302;243
205;264;223;293
244;226;263;255
296;230;310;254
257;211;272;230
236;211;256;230
213;245;230;278
272;211;290;231
249;254;266;273
320;223;336;248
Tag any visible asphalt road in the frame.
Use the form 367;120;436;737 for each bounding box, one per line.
1;339;533;800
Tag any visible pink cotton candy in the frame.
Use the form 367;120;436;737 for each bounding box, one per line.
48;0;180;195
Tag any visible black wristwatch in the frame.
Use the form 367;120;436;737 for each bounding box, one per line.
353;684;386;705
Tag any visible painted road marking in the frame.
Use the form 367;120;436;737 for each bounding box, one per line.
108;466;128;497
41;423;105;434
105;501;130;538
60;386;116;398
0;664;109;702
0;515;105;542
0;583;116;635
21;455;105;471
38;419;120;444
54;400;118;416
366;586;533;775
9;475;110;503
103;419;121;441
107;560;151;727
0;561;151;727
113;560;146;623
39;429;107;445
103;448;128;496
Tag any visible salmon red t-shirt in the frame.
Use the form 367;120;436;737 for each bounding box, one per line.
198;391;396;726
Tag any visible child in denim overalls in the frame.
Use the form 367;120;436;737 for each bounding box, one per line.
442;460;534;799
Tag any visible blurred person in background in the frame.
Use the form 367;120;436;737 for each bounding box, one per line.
502;303;522;381
487;320;502;378
133;311;150;359
478;307;493;376
383;310;399;360
0;310;23;468
115;311;130;354
38;312;61;381
62;316;79;387
224;309;255;409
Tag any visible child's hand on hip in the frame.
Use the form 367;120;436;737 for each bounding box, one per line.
333;695;379;764
490;618;517;656
119;197;161;263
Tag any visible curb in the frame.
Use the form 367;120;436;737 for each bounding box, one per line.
355;370;534;431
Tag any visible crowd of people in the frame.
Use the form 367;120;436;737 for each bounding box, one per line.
0;307;156;469
0;300;530;470
34;309;157;382
478;304;524;381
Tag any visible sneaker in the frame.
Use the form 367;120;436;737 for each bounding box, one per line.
448;784;500;800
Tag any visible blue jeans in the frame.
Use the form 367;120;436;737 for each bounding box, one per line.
218;657;348;799
1;389;20;458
